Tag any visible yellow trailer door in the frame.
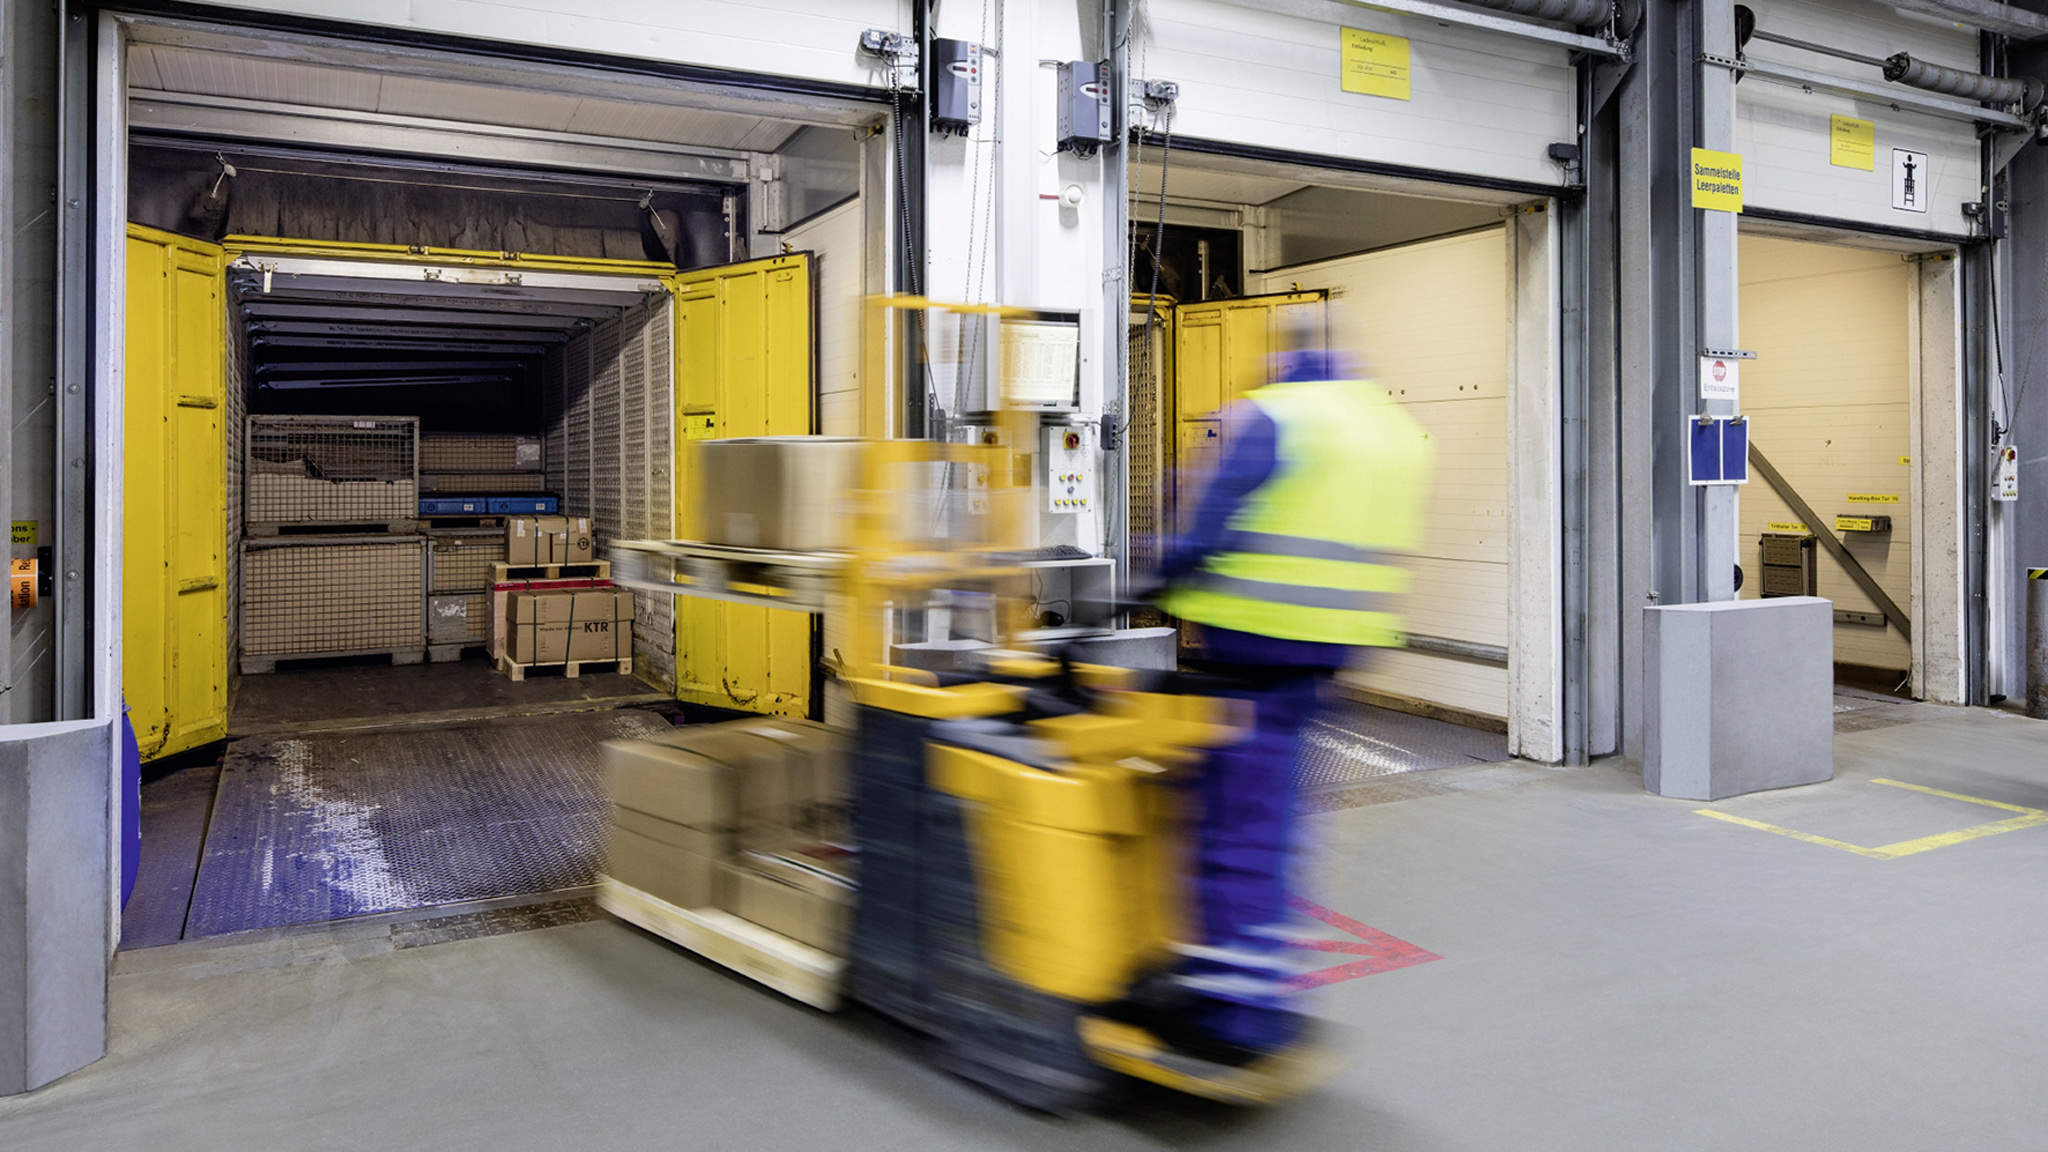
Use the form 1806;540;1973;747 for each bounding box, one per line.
124;224;228;759
668;254;815;716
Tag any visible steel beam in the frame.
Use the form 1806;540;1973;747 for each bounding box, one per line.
1747;445;1912;640
1697;0;1738;604
239;298;619;322
1616;0;1699;764
248;321;573;341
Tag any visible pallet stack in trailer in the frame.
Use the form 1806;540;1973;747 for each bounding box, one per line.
240;414;426;673
418;434;560;663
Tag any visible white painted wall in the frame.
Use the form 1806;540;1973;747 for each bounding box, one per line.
782;198;868;437
1736;0;1980;236
1134;0;1576;188
187;0;912;91
1255;227;1514;722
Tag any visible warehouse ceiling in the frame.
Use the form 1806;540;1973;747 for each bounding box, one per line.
120;18;878;151
229;269;649;430
128;40;804;153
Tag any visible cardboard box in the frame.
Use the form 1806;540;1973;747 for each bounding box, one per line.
506;588;632;625
508;620;629;664
736;719;848;842
693;437;862;550
605;825;720;910
505;515;595;565
738;843;856;898
602;736;746;831
507;515;558;565
611;804;732;862
718;862;853;953
504;588;633;664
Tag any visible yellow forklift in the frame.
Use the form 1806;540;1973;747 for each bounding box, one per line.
616;295;1332;1110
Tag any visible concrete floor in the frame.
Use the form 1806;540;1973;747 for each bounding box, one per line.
6;705;2046;1149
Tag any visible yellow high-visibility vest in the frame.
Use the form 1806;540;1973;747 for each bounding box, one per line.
1161;378;1432;646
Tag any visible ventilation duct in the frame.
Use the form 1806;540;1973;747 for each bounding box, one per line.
1884;52;2047;109
1456;0;1617;31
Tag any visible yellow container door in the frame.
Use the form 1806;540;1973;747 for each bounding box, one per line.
667;254;815;716
124;225;228;760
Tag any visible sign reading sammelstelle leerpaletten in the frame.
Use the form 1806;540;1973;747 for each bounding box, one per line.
1691;148;1743;213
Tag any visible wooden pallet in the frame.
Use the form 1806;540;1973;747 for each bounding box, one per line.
594;875;843;1011
419;515;505;530
241;646;426;675
607;541;842;613
428;642;487;664
490;560;611;583
247;519;420;537
495;654;631;681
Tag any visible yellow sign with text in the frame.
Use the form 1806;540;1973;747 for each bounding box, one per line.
1767;521;1811;533
1341;28;1411;101
1847;493;1901;504
1691;148;1744;212
9;521;33;547
1830;115;1875;171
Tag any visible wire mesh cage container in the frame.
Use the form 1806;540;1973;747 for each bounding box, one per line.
428;528;509;594
246;415;418;530
240;536;426;671
428;592;491;645
418;471;549;494
418;434;543;474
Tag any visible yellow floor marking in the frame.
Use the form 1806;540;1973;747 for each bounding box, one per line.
1695;778;2048;860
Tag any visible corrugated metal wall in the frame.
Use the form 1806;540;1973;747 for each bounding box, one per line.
1135;0;1575;189
196;0;908;90
1254;227;1511;719
1736;232;1914;673
548;300;677;691
1736;0;1979;236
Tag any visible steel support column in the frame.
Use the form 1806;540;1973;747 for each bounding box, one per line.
1616;0;1699;763
1695;0;1739;604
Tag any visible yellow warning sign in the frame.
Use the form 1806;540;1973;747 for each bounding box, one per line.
9;520;33;546
1691;148;1744;213
1767;521;1810;533
1830;115;1875;171
1847;493;1901;504
1341;28;1411;101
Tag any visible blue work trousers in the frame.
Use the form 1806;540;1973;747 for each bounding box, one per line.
1184;667;1326;1049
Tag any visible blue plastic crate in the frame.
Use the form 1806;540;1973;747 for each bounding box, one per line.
486;496;558;514
418;497;485;516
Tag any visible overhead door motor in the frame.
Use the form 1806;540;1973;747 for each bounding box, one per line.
930;39;982;136
1056;61;1113;156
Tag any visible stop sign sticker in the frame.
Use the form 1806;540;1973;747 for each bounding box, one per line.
1700;355;1739;401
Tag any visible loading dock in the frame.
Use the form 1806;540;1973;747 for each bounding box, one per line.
1127;150;1561;755
109;14;891;941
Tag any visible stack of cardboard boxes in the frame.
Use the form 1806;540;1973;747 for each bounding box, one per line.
492;514;637;674
504;587;635;665
506;514;595;567
602;718;853;954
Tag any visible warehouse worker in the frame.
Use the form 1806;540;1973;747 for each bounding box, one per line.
1133;338;1433;1063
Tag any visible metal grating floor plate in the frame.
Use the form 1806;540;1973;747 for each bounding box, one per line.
185;709;669;939
1297;699;1511;792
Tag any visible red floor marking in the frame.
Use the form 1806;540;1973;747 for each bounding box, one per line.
1286;895;1442;988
